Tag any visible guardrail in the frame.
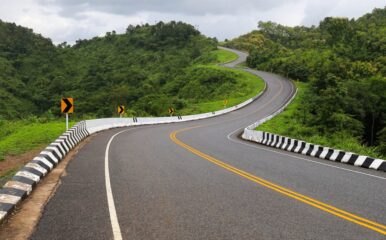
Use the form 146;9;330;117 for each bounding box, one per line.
0;83;266;223
241;87;386;172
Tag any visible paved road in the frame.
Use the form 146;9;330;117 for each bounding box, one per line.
31;48;386;240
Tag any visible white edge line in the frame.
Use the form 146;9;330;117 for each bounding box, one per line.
105;130;125;240
105;126;147;240
227;129;386;181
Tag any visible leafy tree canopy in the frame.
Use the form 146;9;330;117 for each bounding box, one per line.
224;7;386;154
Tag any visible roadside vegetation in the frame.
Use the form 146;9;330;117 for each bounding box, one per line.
224;7;386;157
256;82;385;159
0;20;264;170
178;65;264;115
0;118;75;160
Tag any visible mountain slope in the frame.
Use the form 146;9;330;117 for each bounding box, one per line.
224;7;386;156
0;21;263;119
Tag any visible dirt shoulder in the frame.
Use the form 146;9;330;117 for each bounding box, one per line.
0;147;46;186
0;135;94;240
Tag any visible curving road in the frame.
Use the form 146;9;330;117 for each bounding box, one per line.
31;48;386;240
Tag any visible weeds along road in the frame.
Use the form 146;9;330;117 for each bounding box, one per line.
31;48;386;240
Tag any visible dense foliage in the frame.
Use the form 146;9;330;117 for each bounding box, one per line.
224;7;386;155
0;20;254;119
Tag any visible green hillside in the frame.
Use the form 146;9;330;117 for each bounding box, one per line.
224;7;386;157
0;21;261;119
0;21;264;162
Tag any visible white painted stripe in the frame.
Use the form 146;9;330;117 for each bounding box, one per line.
262;133;268;144
105;130;128;240
41;151;59;164
287;140;294;151
294;142;302;153
25;163;47;175
369;159;385;170
276;136;283;148
330;150;340;161
0;211;7;220
51;142;66;155
310;145;319;157
63;134;76;147
68;133;78;145
263;133;269;144
272;135;278;147
55;139;69;152
60;136;74;148
69;129;81;142
266;134;272;145
354;156;367;166
34;157;54;169
301;143;310;155
4;181;33;194
46;146;63;159
269;134;275;146
0;194;21;204
273;135;282;147
281;138;288;150
341;153;352;163
271;135;277;147
16;171;40;182
319;148;329;159
275;136;283;148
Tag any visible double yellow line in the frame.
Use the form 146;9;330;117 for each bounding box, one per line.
170;127;386;235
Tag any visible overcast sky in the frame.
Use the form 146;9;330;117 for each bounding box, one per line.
0;0;384;44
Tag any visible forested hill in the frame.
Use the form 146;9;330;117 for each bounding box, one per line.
224;7;386;155
0;20;58;118
0;21;232;118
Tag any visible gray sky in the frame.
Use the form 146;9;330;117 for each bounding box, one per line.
0;0;384;44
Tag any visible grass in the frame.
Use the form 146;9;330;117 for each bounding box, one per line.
178;48;264;115
256;82;385;159
0;168;18;186
179;65;264;115
0;119;75;161
210;49;238;64
0;47;263;168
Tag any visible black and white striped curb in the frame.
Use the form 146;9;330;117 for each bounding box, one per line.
0;83;268;223
241;83;386;172
0;121;89;222
245;131;386;172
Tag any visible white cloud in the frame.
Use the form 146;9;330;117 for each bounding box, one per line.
301;0;385;26
0;0;384;44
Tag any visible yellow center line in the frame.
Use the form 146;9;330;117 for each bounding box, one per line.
170;128;386;235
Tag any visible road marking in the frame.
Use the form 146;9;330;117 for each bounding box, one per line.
104;126;148;240
170;128;386;235
226;128;386;181
105;130;129;240
100;67;286;239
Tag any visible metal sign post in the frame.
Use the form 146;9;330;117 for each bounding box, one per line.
66;113;69;130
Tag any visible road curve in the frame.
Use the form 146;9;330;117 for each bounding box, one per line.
31;48;386;240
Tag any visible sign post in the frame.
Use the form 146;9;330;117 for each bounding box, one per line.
61;98;74;130
223;99;228;109
66;113;69;130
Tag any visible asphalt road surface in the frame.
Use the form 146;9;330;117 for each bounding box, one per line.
31;48;386;240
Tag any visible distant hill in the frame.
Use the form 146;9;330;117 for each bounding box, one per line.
0;21;236;118
224;7;386;154
0;20;59;118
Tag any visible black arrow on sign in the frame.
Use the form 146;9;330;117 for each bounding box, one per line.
118;106;124;114
63;98;73;113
